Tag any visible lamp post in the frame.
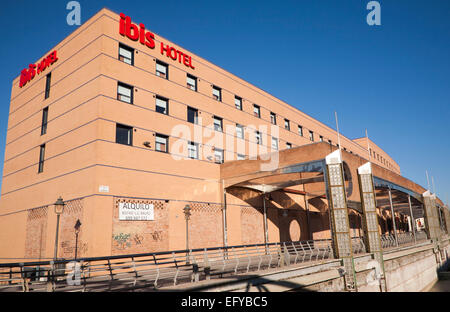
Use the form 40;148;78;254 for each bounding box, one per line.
74;219;81;260
183;204;191;263
53;197;65;260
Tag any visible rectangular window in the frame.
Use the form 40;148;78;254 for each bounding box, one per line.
235;96;242;110
45;73;51;99
117;82;133;104
38;144;45;173
298;125;303;136
187;74;197;91
116;124;133;146
270;112;276;125
188;142;199;159
187;107;199;124
319;135;323;142
255;131;262;145
41;107;48;135
214;148;224;164
155;134;168;153
253;105;260;118
284;119;290;131
212;86;221;101
309;130;314;142
156;60;168;79
213;116;223;132
328;140;332;145
286;142;292;149
118;43;134;65
237;154;245;160
155;96;168;115
271;137;278;150
236;124;244;139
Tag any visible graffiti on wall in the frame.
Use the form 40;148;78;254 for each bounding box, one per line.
112;233;131;250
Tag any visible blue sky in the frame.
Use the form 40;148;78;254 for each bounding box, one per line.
0;0;449;204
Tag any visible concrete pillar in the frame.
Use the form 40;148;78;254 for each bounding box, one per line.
325;150;357;291
443;206;450;235
357;162;386;287
422;191;440;241
408;195;416;244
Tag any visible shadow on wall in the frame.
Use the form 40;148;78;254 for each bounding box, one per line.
227;187;332;243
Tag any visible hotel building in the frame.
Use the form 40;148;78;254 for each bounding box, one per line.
0;8;448;262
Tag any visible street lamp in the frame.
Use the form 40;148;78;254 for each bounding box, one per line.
183;205;191;263
74;219;81;260
53;197;65;260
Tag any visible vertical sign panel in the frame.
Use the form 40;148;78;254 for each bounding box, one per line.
358;162;386;290
325;150;357;291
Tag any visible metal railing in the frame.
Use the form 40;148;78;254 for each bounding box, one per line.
351;237;367;254
380;231;428;249
0;239;334;292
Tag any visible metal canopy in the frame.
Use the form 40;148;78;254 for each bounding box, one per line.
226;159;326;194
373;176;422;203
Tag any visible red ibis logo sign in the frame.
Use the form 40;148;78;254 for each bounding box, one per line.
119;13;195;69
19;50;58;88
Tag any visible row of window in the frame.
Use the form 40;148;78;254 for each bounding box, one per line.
115;123;229;163
118;43;325;145
369;148;394;169
116;81;316;149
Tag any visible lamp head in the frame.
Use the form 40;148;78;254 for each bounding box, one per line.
54;196;65;215
183;204;191;220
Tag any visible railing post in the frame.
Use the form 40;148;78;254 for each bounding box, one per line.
408;195;417;245
388;189;399;247
325;150;357;291
191;263;199;282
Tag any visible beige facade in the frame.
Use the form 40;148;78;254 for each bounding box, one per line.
0;8;435;262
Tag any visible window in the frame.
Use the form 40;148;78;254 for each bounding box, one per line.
328;140;332;145
41;107;48;135
286;142;292;149
213;116;223;132
284;119;290;131
271;137;278;150
187;107;199;124
235;96;242;110
237;154;245;160
38;144;45;173
255;131;262;145
309;130;314;141
298;125;303;136
214;148;224;164
116;124;133;146
236;124;244;139
156;60;168;79
212;86;221;101
118;43;134;65
188;142;198;159
253;105;260;118
155;96;168;115
45;73;51;99
117;82;133;104
187;74;197;91
319;135;323;142
270;112;276;125
155;134;168;153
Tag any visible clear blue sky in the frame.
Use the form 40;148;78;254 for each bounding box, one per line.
0;0;449;204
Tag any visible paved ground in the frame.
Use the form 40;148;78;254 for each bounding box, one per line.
428;279;450;292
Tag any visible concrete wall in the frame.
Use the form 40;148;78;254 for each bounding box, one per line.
168;239;450;292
